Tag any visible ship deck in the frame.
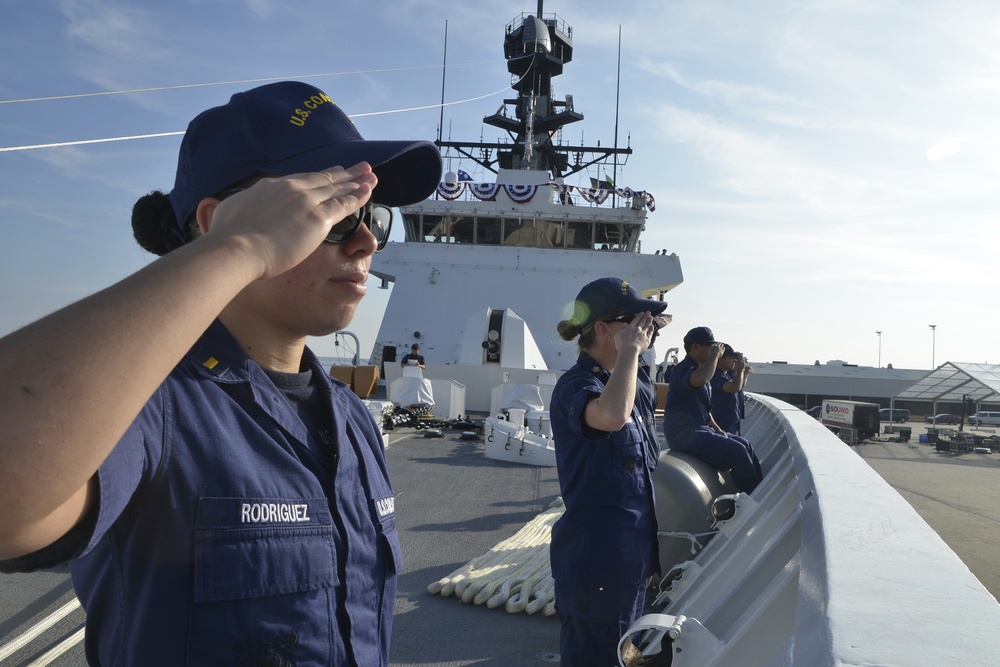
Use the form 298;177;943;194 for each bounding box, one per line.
385;422;562;667
3;417;1000;665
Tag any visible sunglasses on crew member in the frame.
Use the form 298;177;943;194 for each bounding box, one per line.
325;202;393;252
606;313;664;329
212;182;394;253
604;312;664;343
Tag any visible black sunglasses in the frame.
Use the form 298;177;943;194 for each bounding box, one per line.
325;202;393;252
606;313;669;329
213;180;393;252
604;312;665;344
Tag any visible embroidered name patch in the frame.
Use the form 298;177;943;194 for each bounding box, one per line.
195;497;330;531
240;502;311;524
375;496;395;519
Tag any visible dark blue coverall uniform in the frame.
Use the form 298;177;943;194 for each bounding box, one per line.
0;321;400;665
710;369;742;435
664;355;763;494
549;352;659;667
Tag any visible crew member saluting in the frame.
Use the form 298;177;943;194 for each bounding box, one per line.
663;327;763;494
549;277;671;666
0;81;441;665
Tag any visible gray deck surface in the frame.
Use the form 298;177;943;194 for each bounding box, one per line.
385;425;563;666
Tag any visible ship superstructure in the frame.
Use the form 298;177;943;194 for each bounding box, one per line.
369;2;682;376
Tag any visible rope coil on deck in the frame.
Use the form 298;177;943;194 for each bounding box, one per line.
427;498;564;616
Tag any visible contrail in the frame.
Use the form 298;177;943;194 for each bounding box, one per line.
0;77;518;152
0;63;493;105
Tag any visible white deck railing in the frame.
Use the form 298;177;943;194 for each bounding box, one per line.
626;393;1000;666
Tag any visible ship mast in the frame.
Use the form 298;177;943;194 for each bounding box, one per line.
436;1;632;179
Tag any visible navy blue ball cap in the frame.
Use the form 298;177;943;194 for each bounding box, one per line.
721;343;738;357
570;277;667;330
683;326;716;347
168;81;442;239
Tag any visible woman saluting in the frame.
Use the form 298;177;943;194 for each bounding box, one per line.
549;277;670;666
0;81;441;665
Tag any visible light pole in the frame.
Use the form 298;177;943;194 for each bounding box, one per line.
876;331;882;368
929;324;937;369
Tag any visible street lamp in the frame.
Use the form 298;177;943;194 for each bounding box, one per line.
929;324;937;369
876;331;882;368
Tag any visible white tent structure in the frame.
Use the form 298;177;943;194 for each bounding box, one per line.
893;362;1000;414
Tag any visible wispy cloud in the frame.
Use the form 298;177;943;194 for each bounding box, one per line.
926;137;962;161
0;196;86;229
639;60;804;114
648;103;905;219
58;0;169;70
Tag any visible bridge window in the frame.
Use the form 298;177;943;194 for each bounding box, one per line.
401;213;638;251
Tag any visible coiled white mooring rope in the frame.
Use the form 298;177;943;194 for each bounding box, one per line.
427;498;564;616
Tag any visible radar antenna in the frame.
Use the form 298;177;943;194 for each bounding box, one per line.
436;0;631;178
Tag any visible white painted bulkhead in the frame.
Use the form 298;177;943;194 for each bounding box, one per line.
371;240;681;371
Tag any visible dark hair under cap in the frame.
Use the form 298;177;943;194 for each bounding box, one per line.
132;190;186;256
167;80;442;244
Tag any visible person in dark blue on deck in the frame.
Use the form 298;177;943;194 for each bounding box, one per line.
399;342;426;368
663;327;763;494
0;81;441;665
710;344;754;436
549;277;671;667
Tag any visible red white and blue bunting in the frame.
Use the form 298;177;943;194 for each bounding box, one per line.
435;180;656;211
436;181;466;200
504;183;537;203
579;188;611;205
469;182;500;201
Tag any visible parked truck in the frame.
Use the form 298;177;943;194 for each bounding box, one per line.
821;400;881;443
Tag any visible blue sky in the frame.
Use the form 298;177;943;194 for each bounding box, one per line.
2;0;998;371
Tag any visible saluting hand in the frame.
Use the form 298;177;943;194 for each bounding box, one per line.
613;311;657;356
205;162;378;280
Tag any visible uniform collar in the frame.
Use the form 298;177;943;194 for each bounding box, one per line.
576;351;611;381
187;320;323;383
